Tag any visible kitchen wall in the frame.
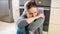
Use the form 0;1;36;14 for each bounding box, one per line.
48;0;60;34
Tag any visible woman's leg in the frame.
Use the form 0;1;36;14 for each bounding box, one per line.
17;28;21;34
16;28;26;34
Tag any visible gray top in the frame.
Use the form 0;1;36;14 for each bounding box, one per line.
17;14;44;34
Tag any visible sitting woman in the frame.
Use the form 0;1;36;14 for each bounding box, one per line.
16;1;45;34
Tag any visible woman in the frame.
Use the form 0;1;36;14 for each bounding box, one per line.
17;1;45;34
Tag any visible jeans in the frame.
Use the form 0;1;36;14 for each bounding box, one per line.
17;28;29;34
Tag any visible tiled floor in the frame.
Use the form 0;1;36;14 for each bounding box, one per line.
0;21;17;34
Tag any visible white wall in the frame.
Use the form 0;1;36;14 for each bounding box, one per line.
0;0;9;17
48;0;60;34
12;0;20;22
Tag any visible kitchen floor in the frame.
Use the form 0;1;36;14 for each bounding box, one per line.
0;21;17;34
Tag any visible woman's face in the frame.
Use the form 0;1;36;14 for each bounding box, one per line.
27;7;38;18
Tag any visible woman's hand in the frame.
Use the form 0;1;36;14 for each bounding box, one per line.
26;17;36;24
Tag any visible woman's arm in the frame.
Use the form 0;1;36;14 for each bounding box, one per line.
28;17;45;32
17;16;36;29
16;16;28;29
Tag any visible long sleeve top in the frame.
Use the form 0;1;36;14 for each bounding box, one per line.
17;14;44;34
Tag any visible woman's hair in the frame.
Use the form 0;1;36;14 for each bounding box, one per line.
26;1;37;10
23;1;37;15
